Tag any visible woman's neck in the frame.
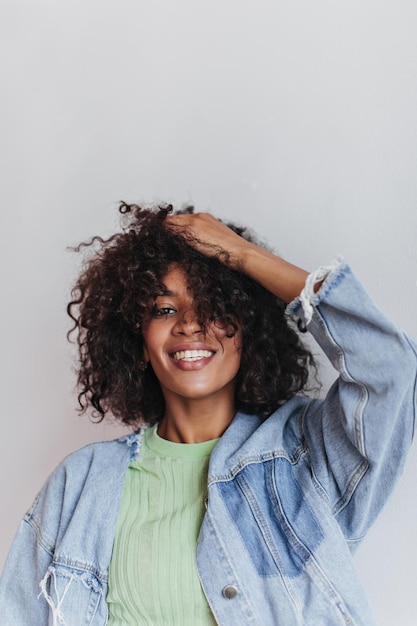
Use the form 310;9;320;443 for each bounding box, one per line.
157;393;236;443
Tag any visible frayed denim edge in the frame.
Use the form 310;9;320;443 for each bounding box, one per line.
286;257;348;326
120;423;149;461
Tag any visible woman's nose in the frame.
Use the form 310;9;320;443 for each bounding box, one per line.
173;309;202;334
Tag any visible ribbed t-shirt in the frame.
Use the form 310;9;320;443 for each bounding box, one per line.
107;424;219;625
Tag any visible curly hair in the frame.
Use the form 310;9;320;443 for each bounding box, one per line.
68;203;315;425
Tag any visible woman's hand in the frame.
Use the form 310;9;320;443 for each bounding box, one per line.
165;212;309;303
165;212;251;268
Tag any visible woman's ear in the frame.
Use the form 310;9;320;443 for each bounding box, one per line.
139;350;149;372
137;338;150;371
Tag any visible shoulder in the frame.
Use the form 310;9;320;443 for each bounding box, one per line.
26;429;147;530
211;398;317;475
57;429;143;472
39;430;141;484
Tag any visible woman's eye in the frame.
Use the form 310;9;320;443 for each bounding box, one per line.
153;306;176;318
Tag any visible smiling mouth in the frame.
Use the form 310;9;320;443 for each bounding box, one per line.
172;349;215;362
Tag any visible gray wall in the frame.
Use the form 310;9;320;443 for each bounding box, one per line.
1;1;417;623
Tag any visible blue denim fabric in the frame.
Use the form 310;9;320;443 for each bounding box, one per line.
1;260;416;625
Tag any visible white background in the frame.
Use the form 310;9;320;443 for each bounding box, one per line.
1;1;417;623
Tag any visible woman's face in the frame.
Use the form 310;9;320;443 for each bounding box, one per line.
142;265;242;407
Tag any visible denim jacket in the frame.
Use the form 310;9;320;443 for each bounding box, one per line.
1;259;416;626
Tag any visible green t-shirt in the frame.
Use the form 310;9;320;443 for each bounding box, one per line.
107;424;219;625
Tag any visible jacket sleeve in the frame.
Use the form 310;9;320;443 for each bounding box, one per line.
286;258;417;545
0;436;133;625
0;492;53;624
0;456;83;624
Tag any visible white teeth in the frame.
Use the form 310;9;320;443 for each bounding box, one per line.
173;349;214;361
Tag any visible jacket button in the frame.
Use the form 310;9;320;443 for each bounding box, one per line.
222;585;239;599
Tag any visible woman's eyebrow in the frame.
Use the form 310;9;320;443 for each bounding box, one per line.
158;289;176;297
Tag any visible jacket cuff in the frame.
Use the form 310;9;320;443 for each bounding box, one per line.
286;256;347;328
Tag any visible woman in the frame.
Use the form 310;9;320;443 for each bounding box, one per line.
1;204;416;625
